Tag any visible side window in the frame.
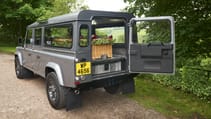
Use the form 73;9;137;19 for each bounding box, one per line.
35;28;42;45
44;25;73;48
25;29;32;47
79;25;89;47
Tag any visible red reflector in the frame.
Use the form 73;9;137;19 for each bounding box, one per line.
74;81;80;85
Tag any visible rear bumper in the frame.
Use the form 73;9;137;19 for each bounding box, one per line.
76;73;138;90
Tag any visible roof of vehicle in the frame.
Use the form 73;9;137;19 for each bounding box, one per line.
27;10;134;28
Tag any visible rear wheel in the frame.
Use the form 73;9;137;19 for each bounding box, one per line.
15;56;34;79
46;72;66;109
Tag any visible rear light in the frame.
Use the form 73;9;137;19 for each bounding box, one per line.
75;58;79;62
75;76;86;81
74;81;80;85
75;77;80;81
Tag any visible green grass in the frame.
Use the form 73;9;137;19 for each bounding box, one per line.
0;43;16;54
128;77;211;118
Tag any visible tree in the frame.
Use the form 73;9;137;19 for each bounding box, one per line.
0;0;88;44
0;0;51;43
125;0;211;66
38;0;88;20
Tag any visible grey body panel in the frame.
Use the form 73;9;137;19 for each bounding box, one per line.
16;47;76;87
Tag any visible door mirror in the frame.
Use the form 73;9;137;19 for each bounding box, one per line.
18;38;23;46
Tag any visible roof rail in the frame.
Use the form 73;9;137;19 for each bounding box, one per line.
37;19;48;24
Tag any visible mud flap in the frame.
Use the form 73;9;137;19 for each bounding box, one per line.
120;79;135;94
66;89;82;111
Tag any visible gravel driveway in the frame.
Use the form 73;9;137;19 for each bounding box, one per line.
0;53;167;119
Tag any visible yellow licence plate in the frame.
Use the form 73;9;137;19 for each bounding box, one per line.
76;62;91;76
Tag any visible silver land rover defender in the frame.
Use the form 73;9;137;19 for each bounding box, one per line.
15;10;175;110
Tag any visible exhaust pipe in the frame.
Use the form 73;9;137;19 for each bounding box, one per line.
74;89;80;95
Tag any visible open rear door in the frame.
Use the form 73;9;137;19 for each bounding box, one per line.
129;16;175;74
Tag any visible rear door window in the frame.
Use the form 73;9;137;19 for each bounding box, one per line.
95;26;125;44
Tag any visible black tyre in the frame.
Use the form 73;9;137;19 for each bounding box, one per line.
46;72;66;109
15;57;34;79
104;84;120;94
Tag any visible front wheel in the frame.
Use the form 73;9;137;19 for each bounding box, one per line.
15;56;34;79
46;72;66;109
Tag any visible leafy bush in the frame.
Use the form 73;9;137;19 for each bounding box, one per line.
180;67;211;99
201;58;211;68
152;59;211;100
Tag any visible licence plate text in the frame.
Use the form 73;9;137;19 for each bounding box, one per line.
76;62;91;76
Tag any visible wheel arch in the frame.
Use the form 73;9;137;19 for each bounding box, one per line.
15;51;23;65
45;62;64;86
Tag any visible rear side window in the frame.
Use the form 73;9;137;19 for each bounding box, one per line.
79;25;89;47
44;25;73;48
